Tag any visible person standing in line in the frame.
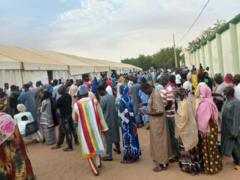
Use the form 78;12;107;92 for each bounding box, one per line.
119;85;141;164
7;85;20;116
74;85;109;176
3;83;10;97
160;74;179;161
98;85;120;161
216;73;234;95
233;74;240;101
53;86;74;151
195;83;222;174
139;78;150;129
39;91;57;145
18;84;38;123
175;88;202;175
0;88;8;112
141;83;172;172
175;70;182;88
183;72;193;95
0;112;35;180
34;81;44;122
212;74;225;112
221;86;240;171
129;77;143;128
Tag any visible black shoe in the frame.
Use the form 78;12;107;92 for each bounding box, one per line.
113;148;121;154
169;157;178;163
102;156;113;161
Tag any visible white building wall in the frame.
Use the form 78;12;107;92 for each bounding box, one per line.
237;23;240;65
211;39;220;74
204;45;210;68
221;30;233;74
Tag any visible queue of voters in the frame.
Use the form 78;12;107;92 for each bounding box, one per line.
0;66;240;178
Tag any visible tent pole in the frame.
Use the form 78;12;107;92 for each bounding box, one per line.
20;62;24;87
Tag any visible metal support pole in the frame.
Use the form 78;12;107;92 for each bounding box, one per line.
173;34;178;68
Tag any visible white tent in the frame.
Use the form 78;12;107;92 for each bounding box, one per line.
0;45;142;87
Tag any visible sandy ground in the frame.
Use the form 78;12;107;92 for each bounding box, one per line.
26;129;239;180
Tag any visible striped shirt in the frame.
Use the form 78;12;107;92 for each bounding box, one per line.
160;85;175;118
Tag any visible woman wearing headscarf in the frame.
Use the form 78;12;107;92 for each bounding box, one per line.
175;88;201;175
212;73;225;112
118;85;141;164
195;83;222;174
40;91;57;145
221;87;240;171
216;73;234;95
0;112;35;179
91;77;99;97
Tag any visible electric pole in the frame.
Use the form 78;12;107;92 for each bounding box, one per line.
173;34;178;68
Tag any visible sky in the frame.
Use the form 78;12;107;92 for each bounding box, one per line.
0;0;239;61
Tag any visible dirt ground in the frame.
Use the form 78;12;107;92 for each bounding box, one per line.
27;129;239;180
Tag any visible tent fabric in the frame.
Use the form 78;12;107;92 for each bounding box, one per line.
0;54;21;70
23;63;68;71
0;45;68;70
94;66;110;73
53;71;70;80
69;66;95;75
0;44;142;73
22;71;49;85
0;70;23;87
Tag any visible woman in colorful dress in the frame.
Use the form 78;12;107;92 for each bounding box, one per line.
175;88;202;175
74;85;109;176
0;112;34;180
195;83;222;174
119;85;141;164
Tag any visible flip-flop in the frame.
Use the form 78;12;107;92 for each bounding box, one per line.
120;160;132;164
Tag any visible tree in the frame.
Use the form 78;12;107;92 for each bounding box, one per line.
121;47;182;70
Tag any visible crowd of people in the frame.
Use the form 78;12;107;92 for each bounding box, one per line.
0;65;240;178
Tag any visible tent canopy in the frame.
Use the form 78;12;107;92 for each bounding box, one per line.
0;44;142;73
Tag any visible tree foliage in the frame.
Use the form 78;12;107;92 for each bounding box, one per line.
187;20;226;51
121;47;182;70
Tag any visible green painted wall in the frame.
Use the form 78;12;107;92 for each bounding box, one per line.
216;33;224;74
230;23;240;74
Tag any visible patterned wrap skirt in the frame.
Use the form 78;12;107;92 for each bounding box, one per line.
199;121;222;174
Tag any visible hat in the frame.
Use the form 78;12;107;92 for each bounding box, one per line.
78;85;88;96
17;104;26;112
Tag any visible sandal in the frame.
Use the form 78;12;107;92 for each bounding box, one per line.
120;160;132;164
